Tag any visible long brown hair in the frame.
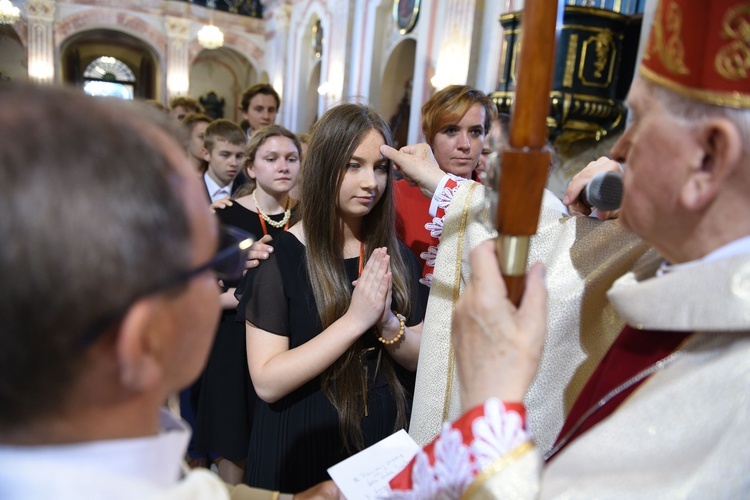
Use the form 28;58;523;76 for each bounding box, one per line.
300;103;413;452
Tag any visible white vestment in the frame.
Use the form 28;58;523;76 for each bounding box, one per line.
470;251;750;497
409;181;660;452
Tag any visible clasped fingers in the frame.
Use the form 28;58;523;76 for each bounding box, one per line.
349;248;392;329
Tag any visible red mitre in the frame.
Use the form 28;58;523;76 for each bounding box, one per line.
640;0;750;108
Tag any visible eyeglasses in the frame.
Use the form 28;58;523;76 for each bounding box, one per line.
76;225;255;348
198;225;256;282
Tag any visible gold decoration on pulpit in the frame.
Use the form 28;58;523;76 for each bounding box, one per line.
492;5;640;148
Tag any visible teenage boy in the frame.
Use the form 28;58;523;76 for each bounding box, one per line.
239;84;280;139
202;119;247;203
183;113;214;175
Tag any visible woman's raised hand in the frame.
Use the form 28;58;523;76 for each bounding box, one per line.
348;247;391;332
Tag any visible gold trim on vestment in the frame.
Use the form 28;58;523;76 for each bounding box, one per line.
443;183;479;422
461;441;535;499
640;65;750;108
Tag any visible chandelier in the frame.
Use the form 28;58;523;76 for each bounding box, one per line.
197;24;224;50
0;0;20;25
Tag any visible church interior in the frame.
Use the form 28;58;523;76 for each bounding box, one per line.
7;2;746;497
1;0;650;193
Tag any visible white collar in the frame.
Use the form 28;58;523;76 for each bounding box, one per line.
203;172;232;199
657;235;750;276
0;409;191;491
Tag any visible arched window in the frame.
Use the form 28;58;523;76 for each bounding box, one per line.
82;56;136;100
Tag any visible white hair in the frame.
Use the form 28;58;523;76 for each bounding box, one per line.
647;80;750;154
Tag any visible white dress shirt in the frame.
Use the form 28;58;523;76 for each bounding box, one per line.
0;410;229;499
203;172;233;203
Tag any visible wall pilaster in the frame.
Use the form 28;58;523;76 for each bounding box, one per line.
165;16;191;98
24;0;55;83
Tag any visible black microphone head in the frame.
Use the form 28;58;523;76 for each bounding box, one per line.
583;171;623;211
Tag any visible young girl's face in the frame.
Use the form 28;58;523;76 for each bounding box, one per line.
247;135;300;197
337;129;389;221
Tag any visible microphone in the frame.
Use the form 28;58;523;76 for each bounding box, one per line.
580;171;623;211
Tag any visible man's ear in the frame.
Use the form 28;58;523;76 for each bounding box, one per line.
681;118;743;211
115;299;164;392
202;147;211;163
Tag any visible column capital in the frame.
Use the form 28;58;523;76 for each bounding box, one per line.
273;4;292;29
24;0;55;22
165;16;191;40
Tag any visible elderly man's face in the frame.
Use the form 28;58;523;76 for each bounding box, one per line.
610;78;701;255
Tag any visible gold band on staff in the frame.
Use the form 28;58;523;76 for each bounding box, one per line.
496;235;530;277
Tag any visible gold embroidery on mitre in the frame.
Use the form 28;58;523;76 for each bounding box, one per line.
715;5;750;80
644;0;690;74
642;0;661;62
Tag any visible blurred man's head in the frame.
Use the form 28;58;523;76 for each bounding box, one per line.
182;112;214;174
476;113;509;183
0;84;221;442
169;96;203;122
240;83;281;134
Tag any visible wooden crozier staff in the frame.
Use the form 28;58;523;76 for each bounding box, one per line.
496;0;559;305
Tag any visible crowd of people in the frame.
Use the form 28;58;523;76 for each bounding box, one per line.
1;0;748;497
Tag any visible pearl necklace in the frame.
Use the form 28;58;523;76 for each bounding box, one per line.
253;190;291;230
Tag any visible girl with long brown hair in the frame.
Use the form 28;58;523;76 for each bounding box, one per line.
240;103;425;492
